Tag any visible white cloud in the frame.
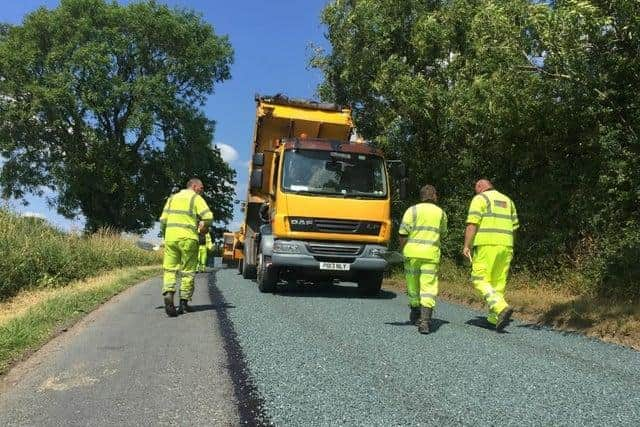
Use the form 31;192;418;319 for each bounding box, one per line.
215;143;239;163
227;220;243;232
22;211;46;220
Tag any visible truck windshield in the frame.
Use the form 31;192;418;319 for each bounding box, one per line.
281;149;387;198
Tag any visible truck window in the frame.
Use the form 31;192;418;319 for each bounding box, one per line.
281;149;387;198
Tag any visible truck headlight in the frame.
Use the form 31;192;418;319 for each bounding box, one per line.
273;241;301;254
367;247;385;257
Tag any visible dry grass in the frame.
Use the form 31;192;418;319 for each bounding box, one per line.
0;266;160;327
384;261;640;350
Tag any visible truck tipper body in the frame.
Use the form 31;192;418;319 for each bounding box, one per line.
241;94;393;294
222;232;235;266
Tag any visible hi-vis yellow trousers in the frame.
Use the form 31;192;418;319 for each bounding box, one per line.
198;245;208;272
471;246;513;324
163;239;198;301
405;258;439;309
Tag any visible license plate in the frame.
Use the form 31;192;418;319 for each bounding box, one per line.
319;262;350;271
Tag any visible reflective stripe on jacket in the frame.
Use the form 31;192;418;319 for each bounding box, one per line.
159;189;213;242
466;190;518;247
399;202;447;262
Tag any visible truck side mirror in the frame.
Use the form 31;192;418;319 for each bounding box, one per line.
397;163;406;178
252;153;265;167
399;178;408;200
250;169;263;190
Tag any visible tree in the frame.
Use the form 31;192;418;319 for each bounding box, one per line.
313;0;640;297
0;0;235;232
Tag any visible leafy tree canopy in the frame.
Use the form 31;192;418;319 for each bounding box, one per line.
313;0;640;297
0;0;236;232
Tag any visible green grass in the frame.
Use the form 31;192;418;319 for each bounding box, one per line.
0;266;161;375
0;209;161;299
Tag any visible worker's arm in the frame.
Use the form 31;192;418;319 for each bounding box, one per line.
463;224;478;260
195;195;214;233
158;196;172;237
463;195;485;260
397;207;413;251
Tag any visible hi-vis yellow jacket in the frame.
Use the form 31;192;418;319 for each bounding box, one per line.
159;189;213;242
466;189;519;247
399;202;447;262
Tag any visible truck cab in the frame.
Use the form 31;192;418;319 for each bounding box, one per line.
241;95;397;295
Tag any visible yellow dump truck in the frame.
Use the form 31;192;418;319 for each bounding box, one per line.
222;232;235;266
241;94;403;294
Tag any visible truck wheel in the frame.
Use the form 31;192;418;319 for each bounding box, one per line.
238;259;244;275
357;271;383;296
257;253;278;293
242;263;257;280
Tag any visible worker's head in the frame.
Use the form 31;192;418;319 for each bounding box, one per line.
187;178;204;194
474;179;494;194
419;184;438;203
299;133;308;140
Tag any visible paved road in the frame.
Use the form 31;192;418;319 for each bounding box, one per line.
2;267;640;426
0;273;239;426
216;268;640;426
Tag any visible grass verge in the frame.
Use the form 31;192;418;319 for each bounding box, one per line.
0;265;161;375
384;260;640;350
0;209;162;299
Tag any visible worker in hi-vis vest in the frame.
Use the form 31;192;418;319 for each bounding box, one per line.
463;179;519;331
197;232;213;272
159;178;213;317
398;184;447;334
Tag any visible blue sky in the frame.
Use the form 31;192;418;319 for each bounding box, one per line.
0;0;331;236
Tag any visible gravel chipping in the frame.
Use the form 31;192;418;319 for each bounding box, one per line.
214;268;640;426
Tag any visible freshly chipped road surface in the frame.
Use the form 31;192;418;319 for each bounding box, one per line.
0;274;239;426
2;268;640;426
215;268;640;426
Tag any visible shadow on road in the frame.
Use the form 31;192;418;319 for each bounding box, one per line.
273;282;397;300
385;318;450;332
465;316;509;334
154;303;235;312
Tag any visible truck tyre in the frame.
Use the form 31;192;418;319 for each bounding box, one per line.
242;263;257;280
257;253;278;293
357;271;383;296
238;258;244;275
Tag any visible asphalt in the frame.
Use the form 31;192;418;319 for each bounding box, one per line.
2;266;639;426
215;268;640;426
0;273;239;426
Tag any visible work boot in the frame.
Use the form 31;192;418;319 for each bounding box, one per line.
409;307;421;325
496;307;514;332
177;299;193;315
163;291;177;317
417;307;433;334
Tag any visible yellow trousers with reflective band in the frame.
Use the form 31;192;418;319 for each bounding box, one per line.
471;246;513;324
198;245;208;272
405;258;438;309
163;239;199;301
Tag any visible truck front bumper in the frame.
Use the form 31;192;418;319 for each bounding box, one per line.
270;240;387;272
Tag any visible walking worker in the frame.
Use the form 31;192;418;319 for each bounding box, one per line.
398;184;447;334
463;179;519;331
197;232;213;272
159;178;213;317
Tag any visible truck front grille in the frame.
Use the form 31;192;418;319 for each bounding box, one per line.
289;217;382;236
307;243;363;256
314;219;360;233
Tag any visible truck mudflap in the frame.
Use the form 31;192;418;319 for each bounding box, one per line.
270;240;387;272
